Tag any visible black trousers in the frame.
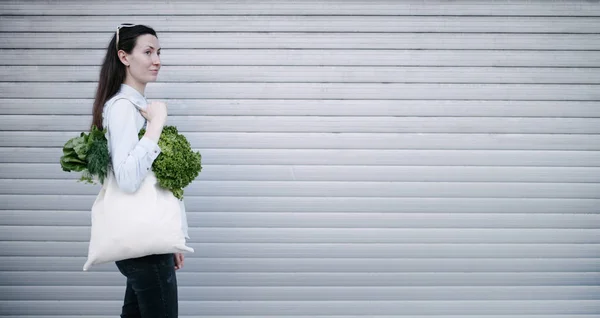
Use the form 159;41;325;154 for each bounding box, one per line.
115;253;178;318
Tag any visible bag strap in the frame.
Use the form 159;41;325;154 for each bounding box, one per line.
103;96;147;177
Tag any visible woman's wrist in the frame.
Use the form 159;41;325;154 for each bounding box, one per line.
144;121;164;143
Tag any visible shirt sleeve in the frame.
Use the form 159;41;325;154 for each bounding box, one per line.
106;99;161;193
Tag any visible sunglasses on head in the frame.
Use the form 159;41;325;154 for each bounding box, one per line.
116;23;138;51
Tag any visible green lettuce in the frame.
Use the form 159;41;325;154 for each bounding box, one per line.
138;125;202;200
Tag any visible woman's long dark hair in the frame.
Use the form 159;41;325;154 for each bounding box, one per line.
91;25;157;130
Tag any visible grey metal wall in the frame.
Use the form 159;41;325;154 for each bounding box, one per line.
1;0;600;316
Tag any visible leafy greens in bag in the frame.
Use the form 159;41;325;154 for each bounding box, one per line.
60;126;109;184
138;125;202;200
60;125;201;200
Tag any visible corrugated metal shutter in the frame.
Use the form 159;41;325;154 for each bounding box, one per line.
1;0;599;316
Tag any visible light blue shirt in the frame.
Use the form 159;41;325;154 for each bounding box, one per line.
102;84;189;239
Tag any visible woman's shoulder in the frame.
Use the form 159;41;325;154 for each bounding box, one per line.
102;94;143;129
104;94;140;116
105;92;137;109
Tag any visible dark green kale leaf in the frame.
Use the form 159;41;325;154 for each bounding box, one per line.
60;126;110;184
60;134;88;172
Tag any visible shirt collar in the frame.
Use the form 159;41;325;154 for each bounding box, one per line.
118;84;147;108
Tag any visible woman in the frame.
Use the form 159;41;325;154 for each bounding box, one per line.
90;24;188;317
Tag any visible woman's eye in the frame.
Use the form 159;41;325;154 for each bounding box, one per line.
145;51;151;55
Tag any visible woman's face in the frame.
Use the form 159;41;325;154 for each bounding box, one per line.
121;34;161;85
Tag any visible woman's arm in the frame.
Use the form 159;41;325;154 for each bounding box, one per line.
107;99;161;193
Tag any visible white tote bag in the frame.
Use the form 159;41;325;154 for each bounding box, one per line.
83;166;193;271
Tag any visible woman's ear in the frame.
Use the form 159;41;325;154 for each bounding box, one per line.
117;50;130;67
